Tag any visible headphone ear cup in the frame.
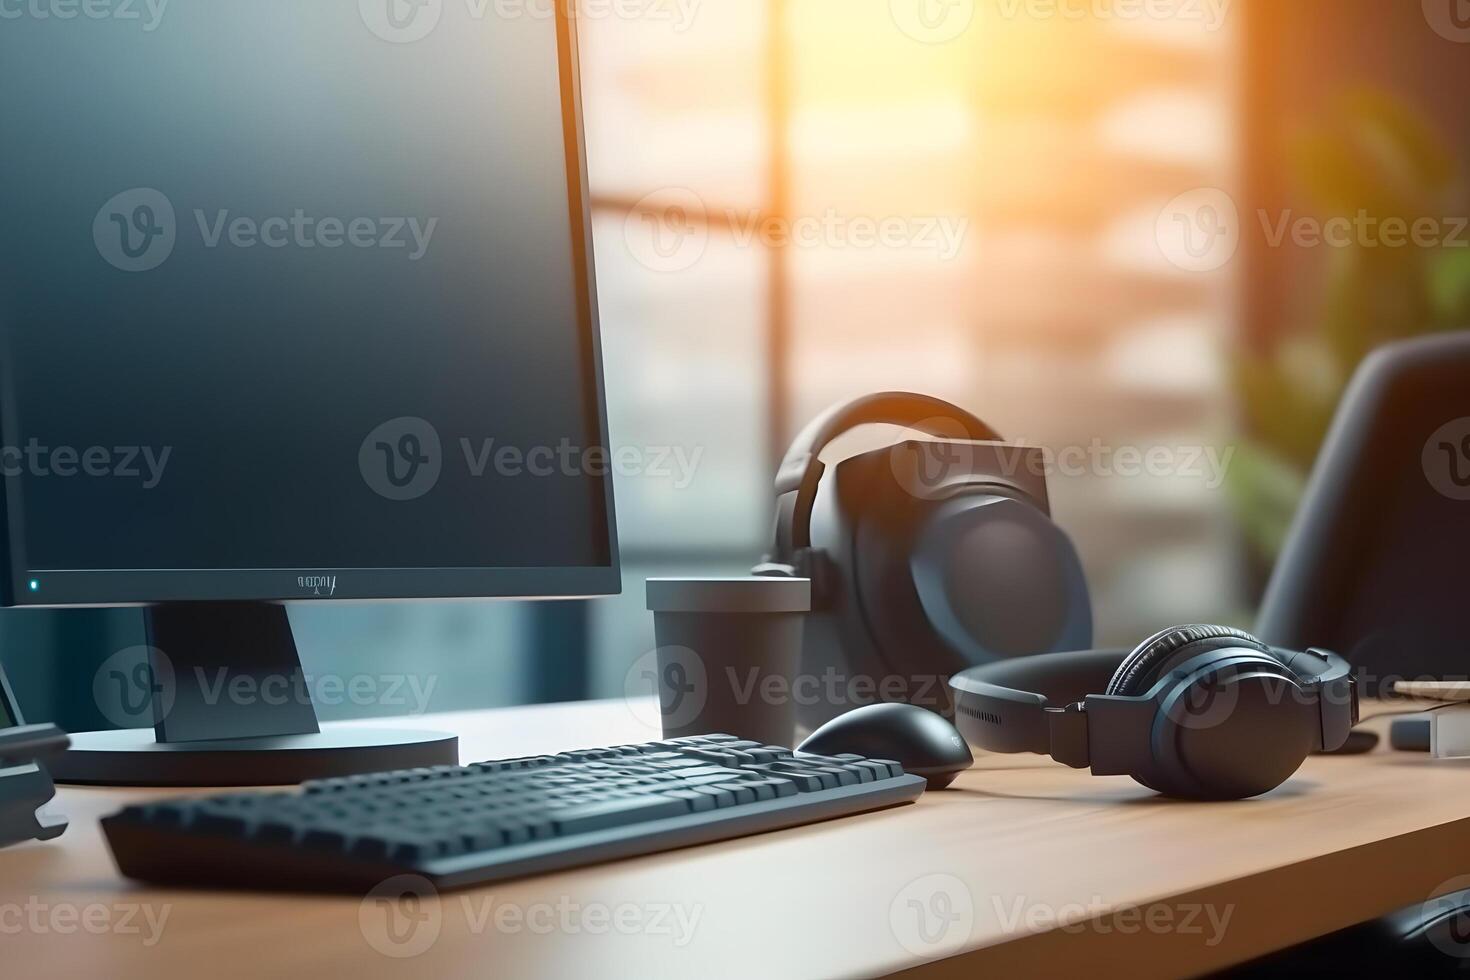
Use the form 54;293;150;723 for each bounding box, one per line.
1105;625;1267;698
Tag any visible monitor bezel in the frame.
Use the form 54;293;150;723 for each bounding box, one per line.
0;4;621;608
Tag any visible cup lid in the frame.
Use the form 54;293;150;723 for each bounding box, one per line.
646;577;811;613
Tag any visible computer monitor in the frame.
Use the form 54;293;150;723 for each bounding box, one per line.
0;3;618;784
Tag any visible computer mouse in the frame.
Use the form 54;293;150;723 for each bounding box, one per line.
798;703;973;790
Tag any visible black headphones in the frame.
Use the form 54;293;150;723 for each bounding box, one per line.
756;392;1094;729
950;625;1359;799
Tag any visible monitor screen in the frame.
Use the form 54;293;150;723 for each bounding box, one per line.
0;2;617;604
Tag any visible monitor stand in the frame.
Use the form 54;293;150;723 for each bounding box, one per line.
49;602;459;787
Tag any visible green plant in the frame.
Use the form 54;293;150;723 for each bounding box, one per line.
1229;88;1470;562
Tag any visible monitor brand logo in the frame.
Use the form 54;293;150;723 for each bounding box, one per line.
94;188;176;273
360;417;444;501
298;575;338;597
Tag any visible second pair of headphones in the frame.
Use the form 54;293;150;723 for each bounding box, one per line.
755;392;1094;730
951;625;1358;799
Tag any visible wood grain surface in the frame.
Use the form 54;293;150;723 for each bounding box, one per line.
5;702;1468;980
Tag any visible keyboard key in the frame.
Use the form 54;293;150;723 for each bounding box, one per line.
662;789;714;812
690;785;737;809
752;767;823;793
744;778;798;799
553;796;691;835
713;783;756;806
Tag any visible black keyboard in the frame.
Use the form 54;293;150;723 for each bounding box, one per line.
102;735;926;891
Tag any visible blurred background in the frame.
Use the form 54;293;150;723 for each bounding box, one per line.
7;0;1470;727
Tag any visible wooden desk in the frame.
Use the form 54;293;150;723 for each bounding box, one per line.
5;702;1469;980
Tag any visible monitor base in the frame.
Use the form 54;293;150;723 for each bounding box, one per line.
49;727;459;787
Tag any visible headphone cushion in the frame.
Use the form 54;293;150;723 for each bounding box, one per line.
1105;625;1268;698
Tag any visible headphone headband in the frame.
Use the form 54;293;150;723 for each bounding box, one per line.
772;392;1002;555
